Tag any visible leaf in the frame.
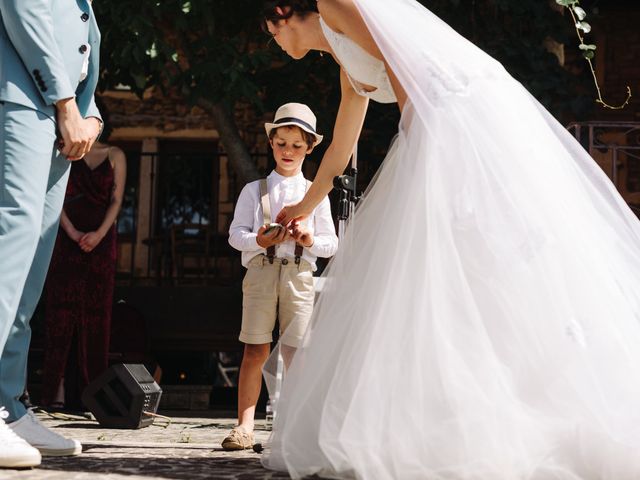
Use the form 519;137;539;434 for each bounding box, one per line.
555;0;577;6
573;6;587;20
582;50;595;60
146;42;158;59
578;43;596;51
575;21;591;33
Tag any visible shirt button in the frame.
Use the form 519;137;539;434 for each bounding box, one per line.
79;44;88;54
81;12;90;22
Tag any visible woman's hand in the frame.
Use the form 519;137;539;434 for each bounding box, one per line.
79;231;103;252
60;210;85;243
66;227;85;243
276;202;313;228
256;224;290;249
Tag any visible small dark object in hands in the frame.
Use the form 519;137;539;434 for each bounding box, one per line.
263;223;284;235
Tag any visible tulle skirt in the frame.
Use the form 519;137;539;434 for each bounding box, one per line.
261;74;640;479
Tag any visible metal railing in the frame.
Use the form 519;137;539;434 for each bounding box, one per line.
115;122;640;285
567;121;640;195
116;150;270;285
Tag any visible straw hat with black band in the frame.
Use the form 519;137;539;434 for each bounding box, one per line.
264;102;323;147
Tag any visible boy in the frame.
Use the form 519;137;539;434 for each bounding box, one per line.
225;103;339;450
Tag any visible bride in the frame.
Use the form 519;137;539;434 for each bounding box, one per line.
260;1;640;479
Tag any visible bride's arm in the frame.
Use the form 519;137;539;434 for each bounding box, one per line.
276;69;368;226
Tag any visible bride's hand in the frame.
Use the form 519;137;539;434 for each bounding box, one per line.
276;202;312;227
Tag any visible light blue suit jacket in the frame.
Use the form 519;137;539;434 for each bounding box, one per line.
0;0;101;121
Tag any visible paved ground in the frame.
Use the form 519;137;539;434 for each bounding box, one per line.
0;410;295;480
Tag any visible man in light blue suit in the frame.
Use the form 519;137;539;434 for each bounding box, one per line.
0;0;102;468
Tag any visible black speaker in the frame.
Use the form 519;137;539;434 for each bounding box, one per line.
82;363;162;429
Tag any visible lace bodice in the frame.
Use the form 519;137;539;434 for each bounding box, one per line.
319;17;396;104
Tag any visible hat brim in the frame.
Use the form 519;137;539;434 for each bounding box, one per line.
265;120;323;147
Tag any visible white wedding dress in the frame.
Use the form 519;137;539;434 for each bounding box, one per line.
262;1;640;479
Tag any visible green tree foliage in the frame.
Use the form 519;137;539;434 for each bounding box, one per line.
94;0;272;182
94;0;592;182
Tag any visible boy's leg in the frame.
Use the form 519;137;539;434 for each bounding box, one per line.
237;343;271;430
222;256;278;450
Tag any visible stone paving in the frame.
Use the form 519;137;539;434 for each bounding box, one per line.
0;410;298;480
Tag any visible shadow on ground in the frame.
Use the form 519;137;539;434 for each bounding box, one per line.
40;454;291;480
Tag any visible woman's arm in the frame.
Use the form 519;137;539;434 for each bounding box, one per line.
308;196;339;258
60;209;84;243
277;69;369;225
79;147;127;252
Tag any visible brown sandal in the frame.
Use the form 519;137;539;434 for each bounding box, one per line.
221;427;255;450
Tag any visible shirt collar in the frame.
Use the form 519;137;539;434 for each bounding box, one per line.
268;170;305;185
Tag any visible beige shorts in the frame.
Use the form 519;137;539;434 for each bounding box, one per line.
240;255;315;348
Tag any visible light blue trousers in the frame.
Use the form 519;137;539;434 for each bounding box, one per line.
0;101;70;421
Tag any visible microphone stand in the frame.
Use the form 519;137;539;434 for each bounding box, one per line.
333;144;360;238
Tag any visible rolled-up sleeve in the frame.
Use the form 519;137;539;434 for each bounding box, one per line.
308;196;339;258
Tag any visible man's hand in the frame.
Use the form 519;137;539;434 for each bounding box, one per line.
290;222;314;248
79;231;103;252
56;98;101;160
256;224;289;249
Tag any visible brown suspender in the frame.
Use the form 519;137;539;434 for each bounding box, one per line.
259;178;304;265
294;243;303;265
259;179;275;263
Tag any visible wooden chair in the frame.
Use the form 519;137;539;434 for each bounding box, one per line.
170;223;211;284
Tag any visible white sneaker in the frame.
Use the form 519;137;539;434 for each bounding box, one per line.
9;410;82;457
0;407;41;468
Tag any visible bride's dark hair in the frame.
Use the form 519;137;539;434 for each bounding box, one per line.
262;0;319;32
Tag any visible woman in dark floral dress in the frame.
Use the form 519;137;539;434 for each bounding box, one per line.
41;141;126;409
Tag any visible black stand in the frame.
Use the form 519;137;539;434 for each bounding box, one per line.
333;165;359;238
334;167;359;218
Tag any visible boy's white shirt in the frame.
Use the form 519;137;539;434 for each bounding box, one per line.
229;170;339;271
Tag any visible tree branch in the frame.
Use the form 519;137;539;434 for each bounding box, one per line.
198;99;261;184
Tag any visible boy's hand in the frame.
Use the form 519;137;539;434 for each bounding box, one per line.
257;224;289;248
290;222;314;248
